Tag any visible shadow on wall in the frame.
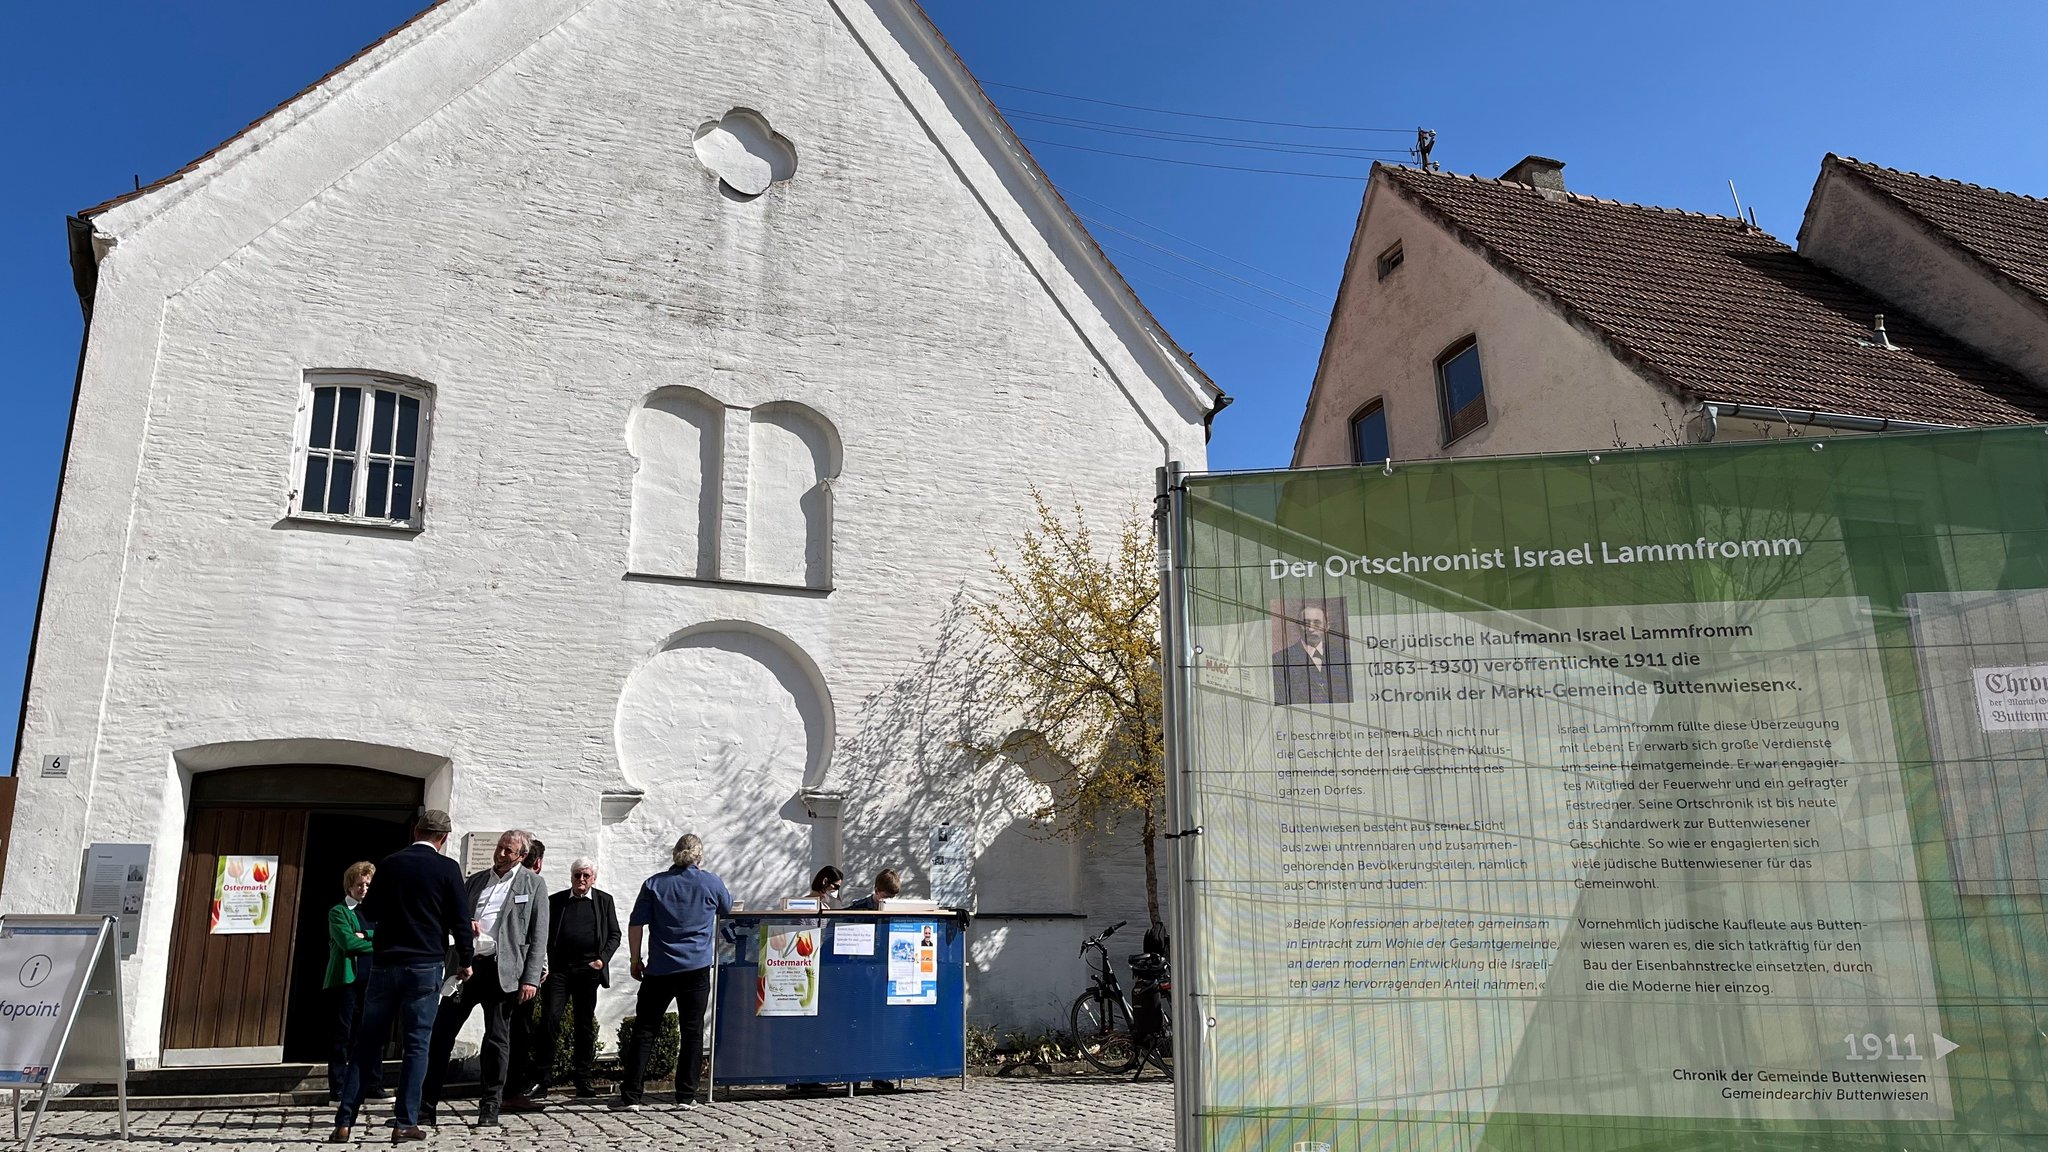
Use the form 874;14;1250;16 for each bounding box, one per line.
828;591;1151;1033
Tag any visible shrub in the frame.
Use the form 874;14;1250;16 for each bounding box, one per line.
520;992;608;1086
615;1013;681;1082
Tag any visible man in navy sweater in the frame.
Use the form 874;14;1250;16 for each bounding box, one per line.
332;810;473;1144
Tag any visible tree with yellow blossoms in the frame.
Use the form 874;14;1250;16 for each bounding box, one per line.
976;490;1166;927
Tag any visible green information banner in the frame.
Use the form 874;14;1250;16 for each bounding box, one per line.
1168;427;2048;1151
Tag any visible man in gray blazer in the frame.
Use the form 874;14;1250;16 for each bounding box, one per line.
420;829;550;1127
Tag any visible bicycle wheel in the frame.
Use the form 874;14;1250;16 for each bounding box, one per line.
1070;990;1139;1074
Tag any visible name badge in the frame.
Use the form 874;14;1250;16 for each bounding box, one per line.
514;894;530;904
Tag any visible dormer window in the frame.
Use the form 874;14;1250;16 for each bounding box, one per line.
292;371;432;528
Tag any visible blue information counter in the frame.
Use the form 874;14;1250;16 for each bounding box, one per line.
710;911;967;1088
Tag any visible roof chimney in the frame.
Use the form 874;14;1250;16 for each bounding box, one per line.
1500;155;1566;192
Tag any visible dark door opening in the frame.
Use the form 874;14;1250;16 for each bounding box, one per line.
281;810;417;1064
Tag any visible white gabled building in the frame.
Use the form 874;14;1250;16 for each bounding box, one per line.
6;0;1220;1067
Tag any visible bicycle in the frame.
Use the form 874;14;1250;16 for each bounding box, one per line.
1071;921;1138;1073
1070;922;1174;1077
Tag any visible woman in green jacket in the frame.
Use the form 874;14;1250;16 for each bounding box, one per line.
325;862;383;1102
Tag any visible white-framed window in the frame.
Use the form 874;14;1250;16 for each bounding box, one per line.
291;371;432;528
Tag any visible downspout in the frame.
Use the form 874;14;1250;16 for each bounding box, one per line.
1698;402;1956;442
1202;393;1234;442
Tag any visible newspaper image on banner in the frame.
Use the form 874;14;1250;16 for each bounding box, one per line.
0;922;100;1085
1168;427;2048;1152
755;925;821;1016
210;855;278;935
886;921;937;1005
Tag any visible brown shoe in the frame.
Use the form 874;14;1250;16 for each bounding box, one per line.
327;1128;351;1144
392;1127;427;1144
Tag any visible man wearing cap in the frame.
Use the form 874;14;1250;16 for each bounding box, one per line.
332;809;473;1144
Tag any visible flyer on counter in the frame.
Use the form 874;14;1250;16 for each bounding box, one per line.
886;920;938;1005
756;925;820;1016
833;921;875;955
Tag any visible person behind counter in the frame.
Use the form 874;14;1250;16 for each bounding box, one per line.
841;869;900;912
789;865;843;910
324;862;385;1103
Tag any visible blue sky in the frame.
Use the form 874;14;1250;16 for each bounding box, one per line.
4;1;2046;767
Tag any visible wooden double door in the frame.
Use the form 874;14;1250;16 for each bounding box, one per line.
162;767;421;1065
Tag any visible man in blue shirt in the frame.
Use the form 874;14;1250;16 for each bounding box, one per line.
617;833;731;1110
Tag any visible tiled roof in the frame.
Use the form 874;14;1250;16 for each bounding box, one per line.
1379;164;2048;425
1827;155;2048;304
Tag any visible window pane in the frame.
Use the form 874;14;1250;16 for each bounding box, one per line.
1351;407;1389;464
366;461;390;519
391;463;415;519
334;387;362;452
1440;345;1487;440
371;390;396;454
329;456;356;513
396;396;419;458
303;456;331;513
309;387;336;450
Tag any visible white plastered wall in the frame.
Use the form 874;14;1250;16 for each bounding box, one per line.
6;0;1209;1061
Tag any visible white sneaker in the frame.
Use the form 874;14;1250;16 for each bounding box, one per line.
676;1099;700;1110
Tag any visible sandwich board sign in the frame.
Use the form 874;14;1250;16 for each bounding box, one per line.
0;915;127;1149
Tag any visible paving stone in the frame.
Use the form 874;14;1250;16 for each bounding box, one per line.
15;1076;1175;1151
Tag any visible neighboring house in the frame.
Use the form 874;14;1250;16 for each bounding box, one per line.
1295;154;2048;467
5;0;1222;1067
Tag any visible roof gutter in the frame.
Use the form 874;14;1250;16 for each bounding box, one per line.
1699;402;1956;442
1202;393;1234;442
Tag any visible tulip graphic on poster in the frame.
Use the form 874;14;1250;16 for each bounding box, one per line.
210;854;279;935
756;925;821;1016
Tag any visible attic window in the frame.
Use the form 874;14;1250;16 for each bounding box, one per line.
1376;242;1404;280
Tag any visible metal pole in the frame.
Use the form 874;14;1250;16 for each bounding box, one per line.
1157;462;1201;1152
705;917;720;1105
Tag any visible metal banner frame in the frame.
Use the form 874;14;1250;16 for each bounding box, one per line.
3;915;128;1151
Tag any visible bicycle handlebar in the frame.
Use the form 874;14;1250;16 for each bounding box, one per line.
1078;920;1129;956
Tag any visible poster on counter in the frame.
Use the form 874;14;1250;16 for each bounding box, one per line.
755;925;820;1016
886;920;937;1005
209;855;278;935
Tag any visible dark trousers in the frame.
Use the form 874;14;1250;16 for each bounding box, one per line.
327;979;385;1099
422;971;516;1114
620;966;710;1104
506;986;541;1099
334;961;441;1129
538;965;604;1089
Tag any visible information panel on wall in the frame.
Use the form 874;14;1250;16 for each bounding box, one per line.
1168;427;2048;1151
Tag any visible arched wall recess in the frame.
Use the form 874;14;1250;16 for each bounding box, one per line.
628;386;723;578
747;401;840;588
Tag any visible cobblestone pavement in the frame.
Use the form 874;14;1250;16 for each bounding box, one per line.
19;1077;1174;1151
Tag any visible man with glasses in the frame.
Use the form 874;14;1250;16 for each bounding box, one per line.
535;858;621;1099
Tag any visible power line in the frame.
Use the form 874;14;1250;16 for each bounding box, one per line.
1066;191;1334;300
1118;269;1321;342
1080;214;1329;313
983;80;1412;134
1019;136;1370;182
1099;239;1325;331
1003;108;1409;159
